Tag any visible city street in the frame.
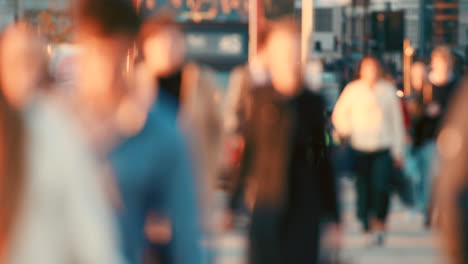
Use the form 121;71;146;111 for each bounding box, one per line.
215;179;444;264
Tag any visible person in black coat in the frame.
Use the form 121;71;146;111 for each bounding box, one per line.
229;18;339;264
412;46;461;226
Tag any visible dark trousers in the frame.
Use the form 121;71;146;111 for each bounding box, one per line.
248;206;283;264
353;149;393;231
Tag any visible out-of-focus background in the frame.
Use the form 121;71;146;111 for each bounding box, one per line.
0;0;467;264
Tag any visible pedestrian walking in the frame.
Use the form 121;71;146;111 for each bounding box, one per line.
230;18;339;264
413;47;461;226
0;22;120;264
75;1;203;264
404;61;433;220
333;56;406;245
138;13;223;263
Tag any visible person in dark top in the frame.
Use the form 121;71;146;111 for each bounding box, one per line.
415;47;460;147
229;18;339;264
404;61;430;217
412;47;461;225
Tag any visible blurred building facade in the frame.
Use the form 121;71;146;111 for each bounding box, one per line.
336;0;466;58
313;1;348;61
0;0;68;29
459;0;468;54
431;0;459;46
0;0;15;29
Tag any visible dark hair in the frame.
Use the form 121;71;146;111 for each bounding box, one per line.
75;0;142;38
139;12;182;47
0;25;26;260
257;24;271;52
355;56;383;80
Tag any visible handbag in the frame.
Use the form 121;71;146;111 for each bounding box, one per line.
331;141;356;178
391;168;414;207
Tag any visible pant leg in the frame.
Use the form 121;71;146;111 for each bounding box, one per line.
248;206;282;264
354;152;372;231
411;146;426;212
404;146;422;209
370;151;393;223
419;142;436;213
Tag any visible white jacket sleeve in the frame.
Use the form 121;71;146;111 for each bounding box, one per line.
388;86;406;160
332;84;353;137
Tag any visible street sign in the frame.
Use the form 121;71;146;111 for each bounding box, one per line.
183;22;249;70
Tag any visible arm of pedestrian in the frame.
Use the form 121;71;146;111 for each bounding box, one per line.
390;87;407;167
332;84;353;138
321;222;343;250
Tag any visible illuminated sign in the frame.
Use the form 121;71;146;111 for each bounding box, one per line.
186;32;244;56
139;0;249;22
183;22;248;70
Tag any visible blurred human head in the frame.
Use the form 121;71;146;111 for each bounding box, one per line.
411;61;427;92
139;13;186;77
431;46;454;86
263;18;301;96
0;22;47;108
231;0;241;9
171;0;183;8
357;56;382;86
75;0;141;110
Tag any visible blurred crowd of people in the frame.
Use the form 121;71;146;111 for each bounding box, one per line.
1;0;468;264
330;41;468;262
0;1;338;264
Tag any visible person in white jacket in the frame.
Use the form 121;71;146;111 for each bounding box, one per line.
332;56;405;246
0;22;121;264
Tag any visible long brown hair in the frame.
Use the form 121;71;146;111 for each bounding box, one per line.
0;25;27;261
354;56;383;80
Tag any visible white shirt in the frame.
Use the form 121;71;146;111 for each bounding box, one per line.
7;96;122;264
332;79;405;160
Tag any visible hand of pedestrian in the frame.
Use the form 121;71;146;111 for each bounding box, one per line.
405;134;412;145
145;214;172;244
223;210;235;231
394;158;404;169
322;223;343;249
426;103;441;117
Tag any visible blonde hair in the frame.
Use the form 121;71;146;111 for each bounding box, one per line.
431;46;454;68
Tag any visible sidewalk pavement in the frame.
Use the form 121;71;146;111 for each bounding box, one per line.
214;178;445;264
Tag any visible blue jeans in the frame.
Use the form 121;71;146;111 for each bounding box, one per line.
404;141;436;213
